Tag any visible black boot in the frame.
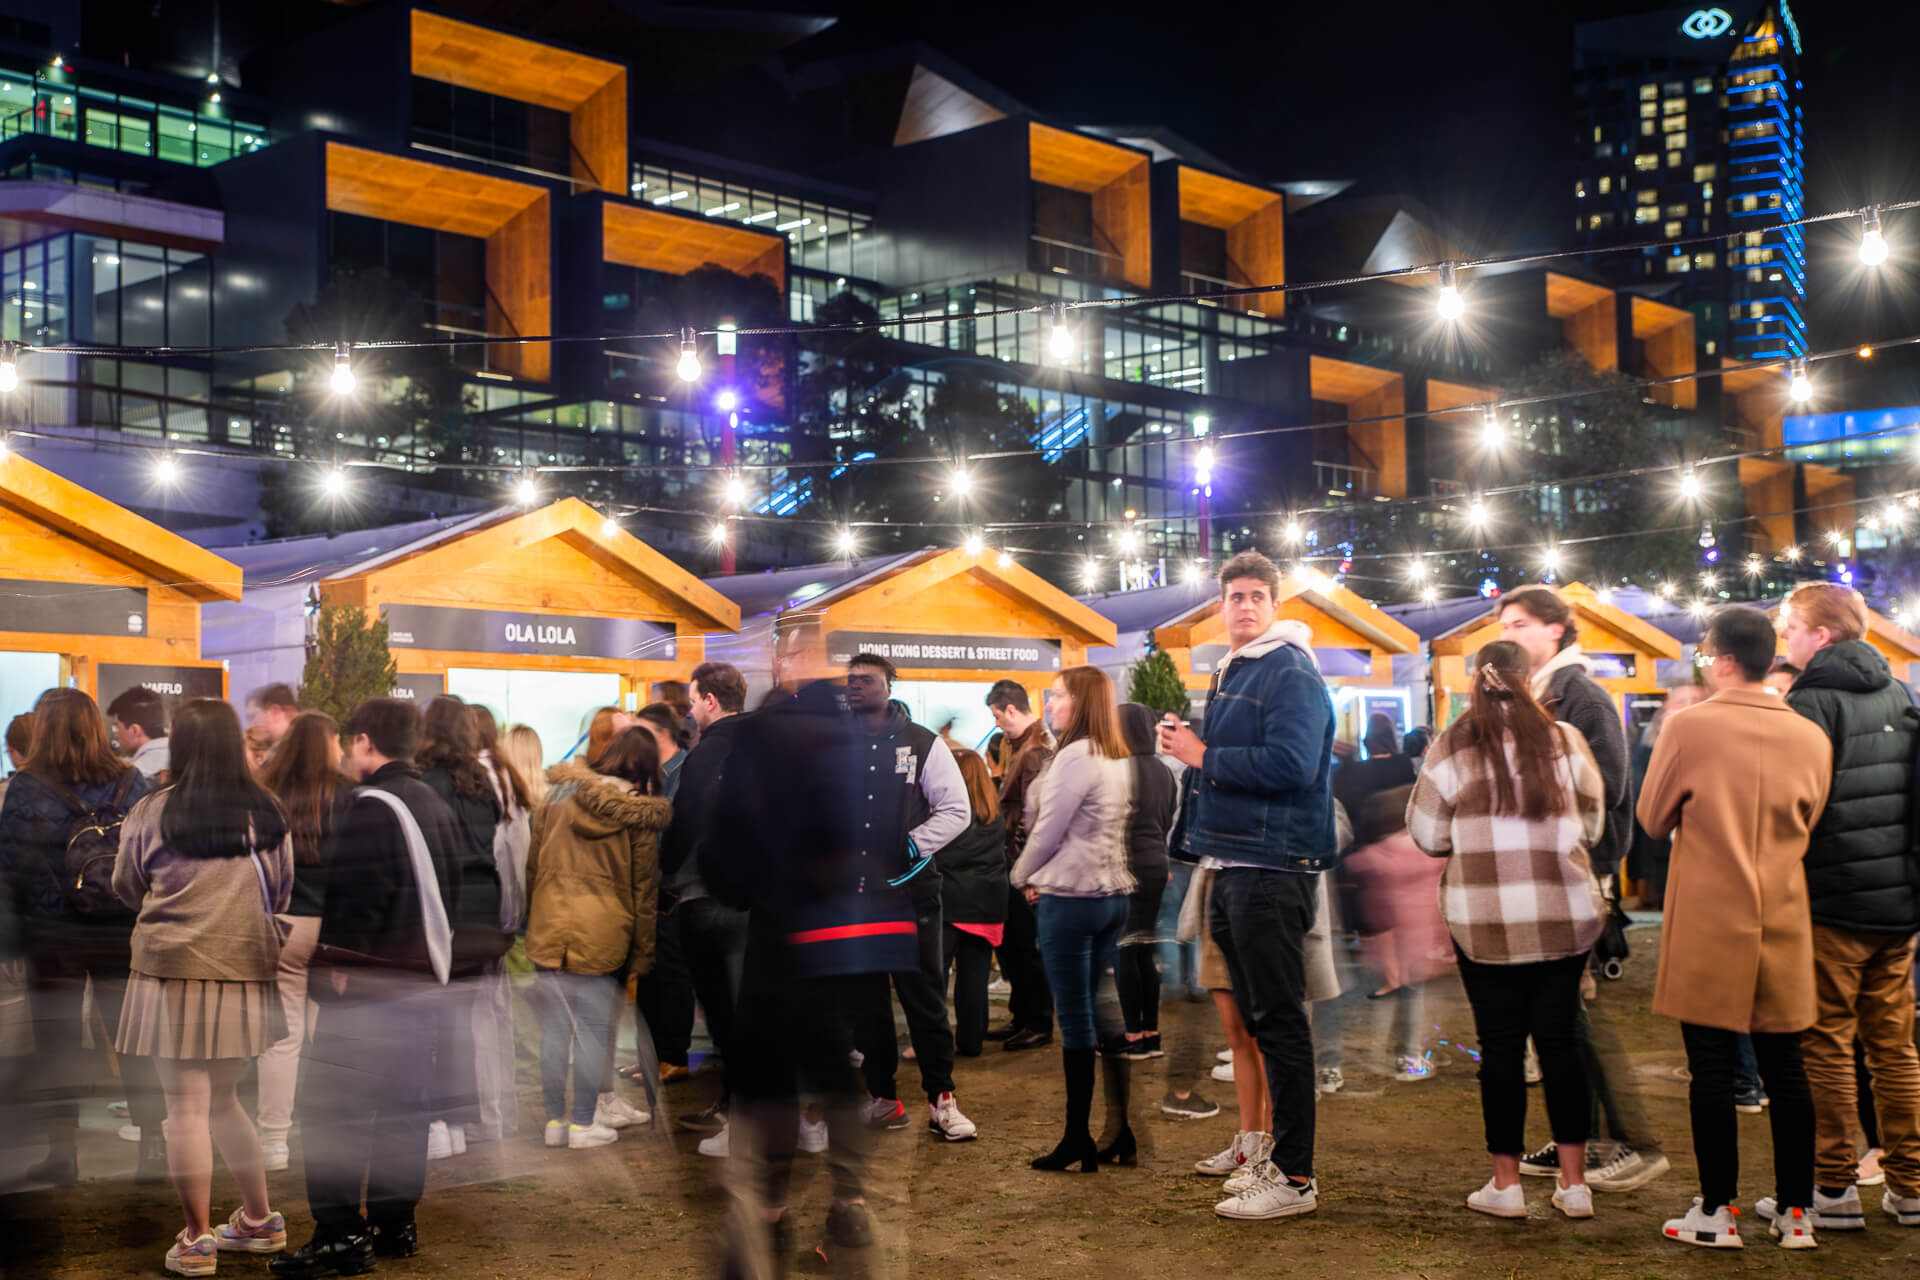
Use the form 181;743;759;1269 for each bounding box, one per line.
1096;1049;1136;1166
1031;1047;1098;1172
135;1133;168;1186
269;1230;376;1279
26;1131;78;1188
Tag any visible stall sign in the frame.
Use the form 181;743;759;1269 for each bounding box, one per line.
825;631;1061;672
382;604;675;661
2;580;147;637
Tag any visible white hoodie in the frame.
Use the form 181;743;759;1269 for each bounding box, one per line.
1220;618;1317;678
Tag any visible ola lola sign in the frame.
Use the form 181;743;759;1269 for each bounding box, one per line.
381;603;676;661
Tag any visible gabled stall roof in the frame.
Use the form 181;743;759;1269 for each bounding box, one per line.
787;547;1117;646
1;451;241;601
1153;575;1419;656
1426;582;1682;659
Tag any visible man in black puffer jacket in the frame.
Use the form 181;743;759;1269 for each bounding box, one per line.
1781;583;1920;1227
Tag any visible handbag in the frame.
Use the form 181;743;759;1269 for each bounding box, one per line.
247;830;294;948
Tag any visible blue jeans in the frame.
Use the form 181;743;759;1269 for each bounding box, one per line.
1157;862;1202;995
537;969;619;1126
1035;894;1128;1051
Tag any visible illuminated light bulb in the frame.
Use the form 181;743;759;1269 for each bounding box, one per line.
835;527;856;556
1081;558;1100;588
1408;559;1428;581
1047;302;1075;361
1788;358;1812;404
1466;497;1488;527
1283;521;1303;544
322;468;348;499
1183;560;1205;585
1745;556;1763;575
1435;262;1464;322
1118;528;1141;555
1700;571;1718;590
998;551;1014;569
723;474;748;508
1784;544;1803;562
1860;346;1875;359
1658;581;1676;599
708;521;730;547
515;474;538;506
951;468;972;497
1826;529;1844;545
0;341;17;394
154;456;180;487
601;517;619;538
1192;414;1211;436
1481;408;1503;449
1541;547;1561;575
1195;444;1215;486
963;532;984;556
676;328;702;383
1690;599;1709;618
1596;587;1615;606
329;342;356;396
1859;207;1889;267
1421;585;1439;604
714;388;739;412
1680;469;1701;500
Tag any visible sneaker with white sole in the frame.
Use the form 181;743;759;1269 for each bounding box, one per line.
1758;1186;1864;1231
166;1230;218;1276
698;1121;730;1158
1518;1141;1559;1178
1586;1144;1670;1192
260;1141;289;1173
594;1092;650;1130
567;1121;619;1150
1210;1060;1235;1084
1393;1056;1433;1083
1194;1131;1256;1177
1160;1093;1220;1120
928;1093;977;1142
544;1120;567;1148
1467;1178;1526;1218
1223;1136;1276;1194
797;1115;828;1155
1883;1187;1920;1226
426;1120;453;1161
1552;1181;1594;1219
1663;1197;1743;1248
1215;1165;1318;1220
866;1096;909;1130
214;1207;287;1254
118;1124;142;1143
1768;1204;1819;1248
1216;1048;1233;1063
1316;1067;1344;1095
448;1124;466;1156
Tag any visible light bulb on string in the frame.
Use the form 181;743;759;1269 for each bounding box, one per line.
1596;587;1615;606
154;455;180;488
1541;546;1562;576
321;467;348;500
963;532;984;556
1679;468;1702;501
1435;262;1464;322
1658;581;1676;600
1282;521;1304;545
1788;358;1812;404
1421;585;1439;604
835;527;856;557
0;340;19;394
601;517;619;538
1745;555;1764;577
950;467;972;498
676;328;702;383
1118;527;1141;555
723;473;748;508
1408;558;1428;582
997;550;1014;569
1481;407;1503;449
708;521;730;547
1183;560;1205;585
1047;302;1075;362
1465;496;1489;528
329;341;356;396
1080;558;1100;590
714;388;739;413
1784;544;1802;562
514;473;539;506
1859;206;1889;267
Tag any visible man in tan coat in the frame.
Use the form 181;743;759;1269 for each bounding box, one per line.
1638;605;1833;1251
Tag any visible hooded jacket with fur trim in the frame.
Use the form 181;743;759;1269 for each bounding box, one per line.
525;760;673;976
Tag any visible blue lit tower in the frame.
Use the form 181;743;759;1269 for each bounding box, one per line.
1723;6;1805;359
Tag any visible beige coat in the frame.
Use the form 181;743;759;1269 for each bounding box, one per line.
525;761;671;977
1636;687;1832;1032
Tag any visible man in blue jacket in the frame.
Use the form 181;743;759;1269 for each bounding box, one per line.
1161;550;1335;1221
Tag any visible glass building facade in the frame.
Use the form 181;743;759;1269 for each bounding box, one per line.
0;66;267;167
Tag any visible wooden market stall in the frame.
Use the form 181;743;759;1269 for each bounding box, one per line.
1427;581;1681;729
0;451;237;727
203;498;737;763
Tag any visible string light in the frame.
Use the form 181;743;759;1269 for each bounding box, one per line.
723;473;748;507
1047;302;1075;362
1080;558;1100;589
1744;555;1764;576
321;467;348;500
601;516;619;538
1183;560;1205;585
676;328;702;382
1679;468;1702;500
1658;581;1676;599
0;341;19;394
963;532;984;556
154;455;180;488
1595;587;1615;606
1859;206;1889;267
835;526;856;556
1421;585;1439;604
708;521;730;547
950;467;972;497
714;388;739;413
1465;496;1489;528
1481;408;1503;449
1118;527;1141;555
1860;346;1875;359
1282;521;1304;544
1788;358;1812;403
998;550;1014;569
514;473;539;505
329;341;356;396
1435;263;1464;321
1700;570;1719;590
1784;543;1803;562
1541;546;1562;576
1407;558;1428;581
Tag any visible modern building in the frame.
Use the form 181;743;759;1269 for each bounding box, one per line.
1571;2;1806;363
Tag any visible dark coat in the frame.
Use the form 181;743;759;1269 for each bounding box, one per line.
1540;664;1631;880
1786;640;1920;934
0;767;154;948
659;712;743;901
936;815;1009;926
420;764;508;972
1333;753;1419;849
1119;703;1176;890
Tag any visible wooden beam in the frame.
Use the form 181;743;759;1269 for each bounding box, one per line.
325;142;544;239
571;73;629;195
410;9;623;113
487;196;551;382
1092;160;1151;289
1028;122;1143;193
602;203;786;292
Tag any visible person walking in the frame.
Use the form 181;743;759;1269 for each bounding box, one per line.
1012;664;1135;1172
985;679;1056;1050
0;688;161;1185
1780;582;1920;1231
1340;785;1447;1081
112;698;295;1274
1114;703;1175;1063
272;698;462;1278
629;701;695;1091
936;747;1008;1059
1637;605;1831;1249
527;727;671;1149
1160;551;1336;1220
1408;639;1606;1222
254;711;353;1173
245;685;300;755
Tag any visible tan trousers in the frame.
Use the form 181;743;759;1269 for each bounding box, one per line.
256;914;321;1145
1804;925;1920;1194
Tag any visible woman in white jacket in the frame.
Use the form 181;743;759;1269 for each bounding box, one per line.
1012;665;1134;1172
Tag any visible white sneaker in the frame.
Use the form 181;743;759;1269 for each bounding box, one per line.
1216;1049;1233;1063
567;1121;619;1150
260;1140;289;1173
1552;1181;1594;1219
1215;1164;1318;1220
1768;1204;1819;1248
1393;1055;1433;1083
449;1124;466;1155
426;1120;453;1161
928;1093;977;1142
544;1120;567;1148
1586;1144;1670;1192
1194;1131;1255;1177
1210;1060;1235;1084
1223;1135;1276;1193
1663;1197;1743;1248
698;1121;731;1158
1759;1185;1865;1231
1316;1067;1344;1095
118;1124;142;1143
797;1115;828;1155
1883;1187;1920;1226
594;1092;650;1130
1467;1178;1527;1218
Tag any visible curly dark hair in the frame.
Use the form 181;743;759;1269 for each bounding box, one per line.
417;695;495;802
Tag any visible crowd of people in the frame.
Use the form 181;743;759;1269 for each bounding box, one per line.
0;557;1917;1273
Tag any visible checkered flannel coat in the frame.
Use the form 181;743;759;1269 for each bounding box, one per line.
1405;721;1608;965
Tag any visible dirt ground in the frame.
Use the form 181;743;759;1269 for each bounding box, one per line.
11;923;1920;1279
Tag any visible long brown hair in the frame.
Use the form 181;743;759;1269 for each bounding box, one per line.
26;688;132;786
1054;666;1128;760
417;695;493;802
950;747;1000;823
259;711;345;867
162;699;289;860
596;726;662;796
584;706;625;765
1448;640;1569;820
469;703;530;813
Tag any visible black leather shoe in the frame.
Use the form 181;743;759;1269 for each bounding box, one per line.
983;1021;1020;1042
369;1220;417;1259
135;1135;169;1186
25;1148;77;1187
269;1232;376;1278
1003;1027;1053;1052
825;1201;873;1248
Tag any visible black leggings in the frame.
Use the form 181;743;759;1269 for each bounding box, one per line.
1114;943;1160;1035
1455;947;1591;1155
1681;1024;1814;1212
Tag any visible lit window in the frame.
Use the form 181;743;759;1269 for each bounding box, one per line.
1705;339;1717;355
1701;182;1714;200
1693;77;1714;94
1574;180;1587;199
1634;208;1660;224
1693;252;1716;269
1665;204;1689;219
1667;152;1683;167
1641;120;1656;136
1768;193;1782;208
1662;98;1686;116
1744;231;1763;246
1664;220;1682;238
1593;125;1603;143
1640;84;1658;101
1597;176;1611;194
1587;212;1613;230
1665;256;1691;274
1634;153;1659;171
1741;195;1759;211
1662;116;1686;135
1640;102;1659;119
1692;164;1717;181
1637;190;1659;205
1747;268;1764;282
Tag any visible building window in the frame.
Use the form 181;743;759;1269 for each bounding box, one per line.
1596;142;1614;157
1663;81;1684;95
1665;204;1688;219
1662;98;1686;116
1636;190;1659;205
1662;116;1687;135
1747;267;1764;282
1692;164;1717;181
1597;176;1611;194
1693;76;1714;94
1574;180;1586;199
1593;126;1603;143
1640;83;1658;101
1665;256;1690;274
1640;102;1658;119
1663;220;1682;238
1634;208;1659;224
1731;122;1776;141
1587;212;1614;230
1701;182;1714;200
1634;153;1659;171
1705;339;1717;355
1667;151;1683;167
1743;231;1764;246
1693;252;1716;269
1741;195;1760;211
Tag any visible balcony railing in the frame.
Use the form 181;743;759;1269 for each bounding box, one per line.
1317;460;1378;497
1030;235;1123;282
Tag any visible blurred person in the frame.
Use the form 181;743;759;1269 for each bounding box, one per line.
527;727;670;1149
272;697;461;1278
1341;785;1446;1082
1627;683;1704;911
985;678;1056;1050
112;698;295;1273
0;712;31;807
1409;639;1605;1222
1011;664;1134;1172
1781;582;1920;1230
471;705;533;1143
1764;659;1801;698
655;679;697;747
1115;704;1176;1063
1333;714;1417;842
254;712;353;1173
629;701;694;1098
244;726;275;774
1638;606;1831;1249
1161;551;1335;1221
501;724;548;811
635;702;688;797
246;684;300;752
937;748;1008;1058
1501;585;1669;1193
0;688;161;1185
108;686;172;779
1401;726;1433;762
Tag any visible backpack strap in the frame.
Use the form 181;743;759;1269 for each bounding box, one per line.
25;770;91;818
109;770;138;807
354;786;453;985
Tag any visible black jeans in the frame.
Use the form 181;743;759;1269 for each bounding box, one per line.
1454;948;1591;1155
998;884;1053;1033
1680;1024;1814;1212
23;924;164;1138
678;897;747;1106
299;989;439;1234
855;907;957;1102
633;904;694;1067
1210;867;1318;1179
942;924;994;1056
1115;876;1166;1035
